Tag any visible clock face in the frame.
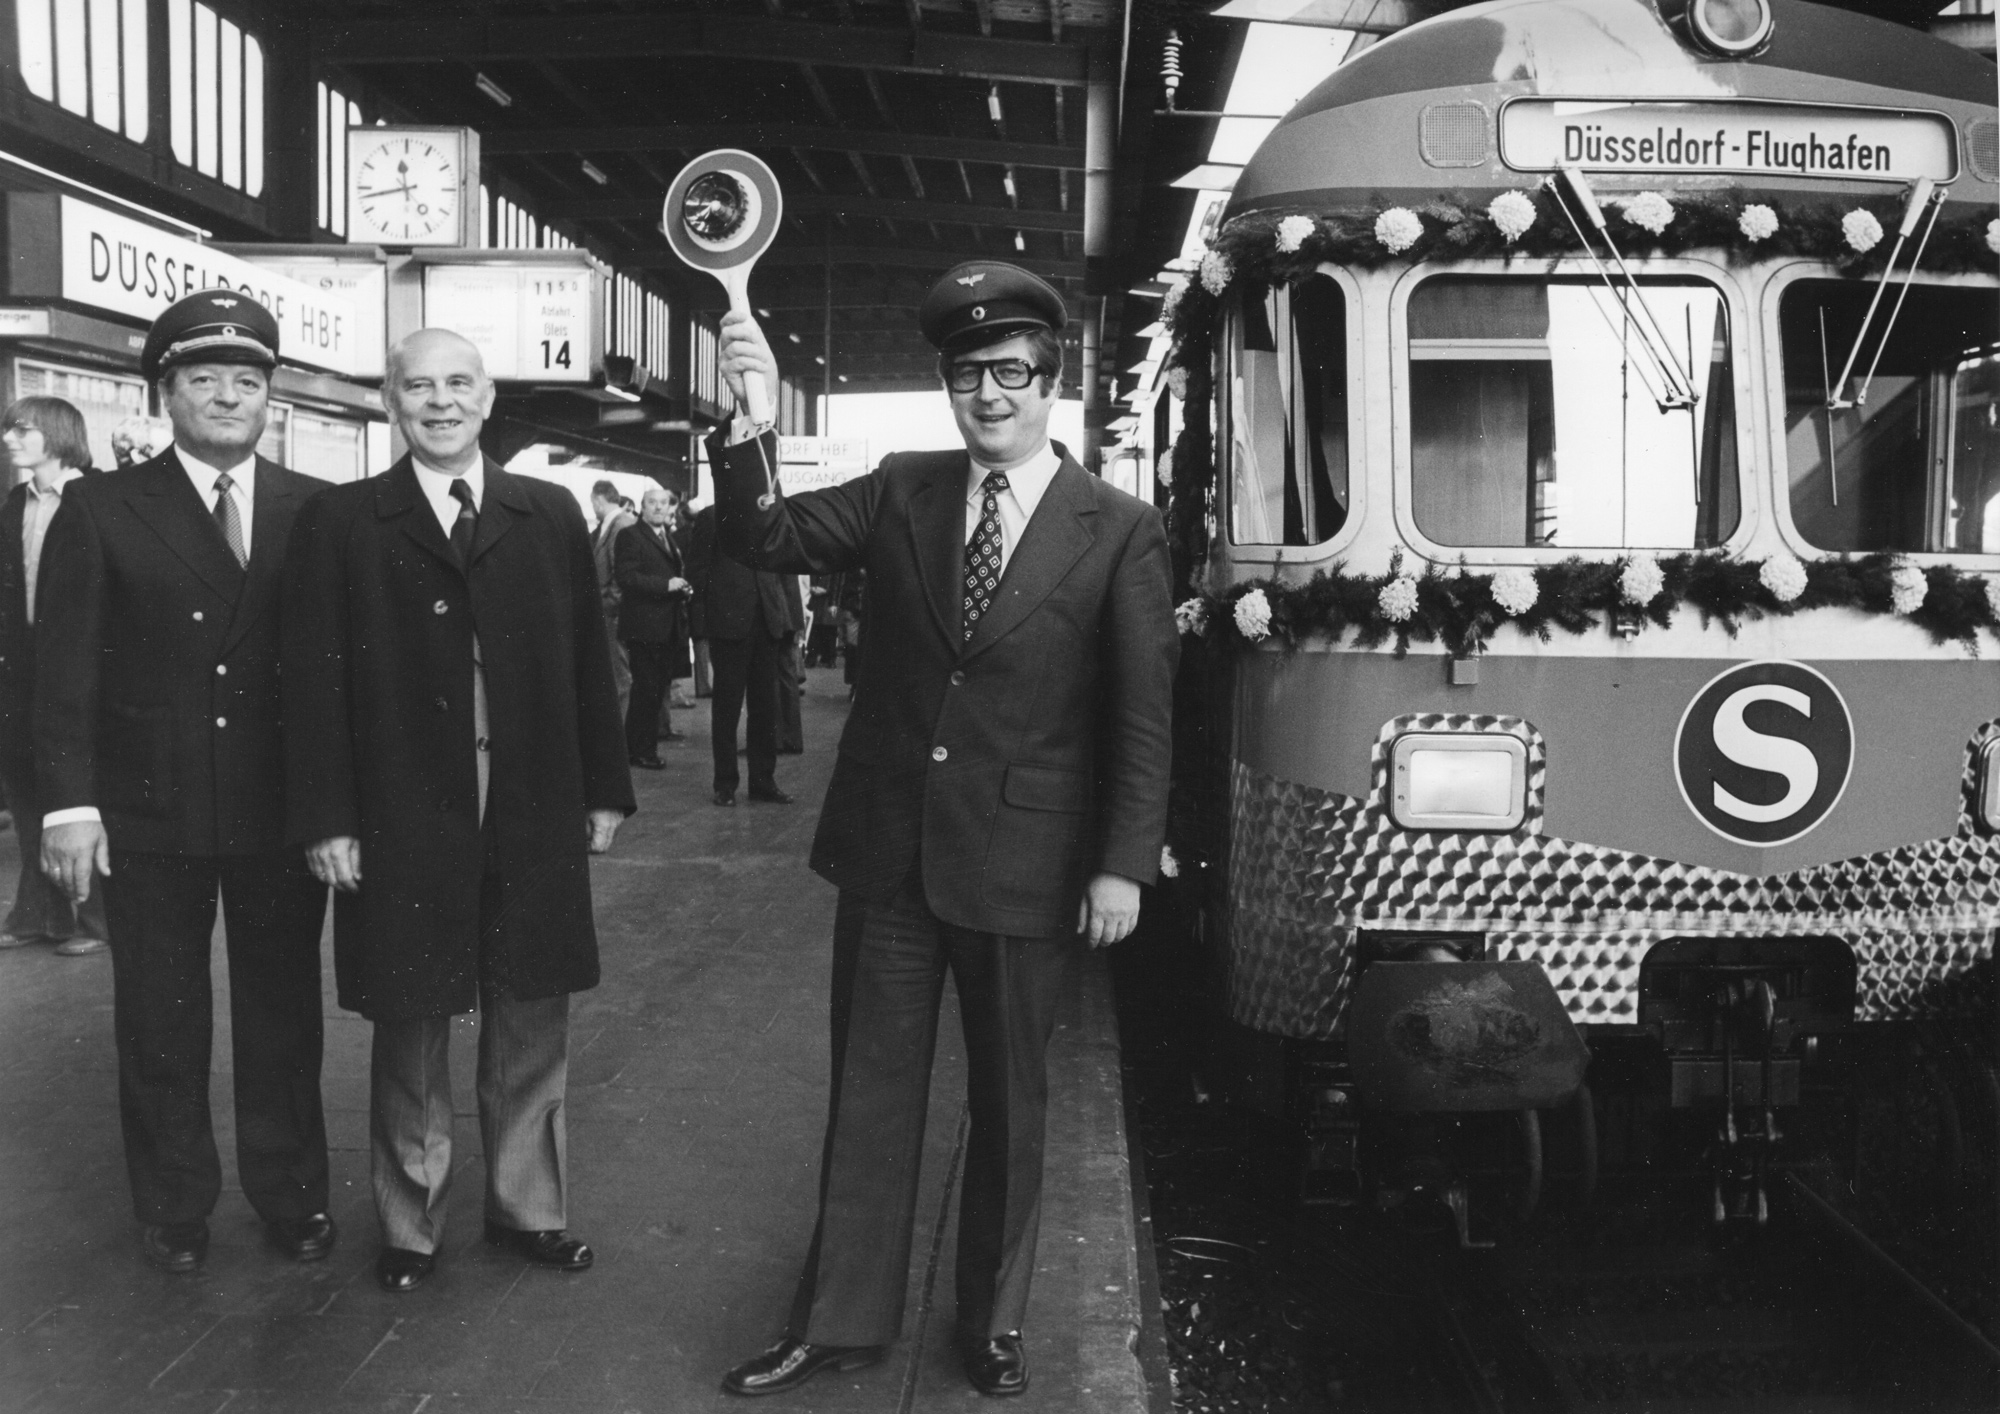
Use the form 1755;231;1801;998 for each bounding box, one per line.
351;133;463;245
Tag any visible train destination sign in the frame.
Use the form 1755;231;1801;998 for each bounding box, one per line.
1500;100;1956;182
421;259;600;384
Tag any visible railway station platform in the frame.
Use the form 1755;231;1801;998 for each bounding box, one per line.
0;667;1153;1414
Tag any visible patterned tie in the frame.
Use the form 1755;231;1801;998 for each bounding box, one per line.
962;470;1009;641
449;479;478;568
211;472;246;568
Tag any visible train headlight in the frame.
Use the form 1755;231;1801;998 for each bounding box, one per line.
1390;733;1527;832
1683;0;1772;56
1979;740;2000;833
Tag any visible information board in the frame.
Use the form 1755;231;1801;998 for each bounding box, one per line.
226;255;387;380
422;262;597;383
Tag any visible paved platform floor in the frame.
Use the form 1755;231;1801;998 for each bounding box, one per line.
0;667;1148;1414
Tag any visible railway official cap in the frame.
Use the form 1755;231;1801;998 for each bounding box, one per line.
919;261;1067;355
142;289;280;382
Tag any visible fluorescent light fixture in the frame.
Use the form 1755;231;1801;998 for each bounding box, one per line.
1002;170;1018;201
787;332;801;344
1014;232;1026;252
474;72;513;107
814;355;826;365
580;160;608;185
757;307;771;318
838;374;849;383
1389;733;1527;832
987;85;1004;125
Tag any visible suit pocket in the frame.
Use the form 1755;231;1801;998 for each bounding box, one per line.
1001;763;1090;813
98;700;176;818
982;764;1092;919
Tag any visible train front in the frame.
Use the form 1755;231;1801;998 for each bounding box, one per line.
1165;0;2000;1224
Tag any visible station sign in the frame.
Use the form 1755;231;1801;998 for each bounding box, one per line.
222;253;387;380
1500;99;1957;183
778;436;872;493
58;197;367;378
422;260;599;383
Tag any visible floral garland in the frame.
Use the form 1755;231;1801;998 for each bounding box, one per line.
1177;550;2000;658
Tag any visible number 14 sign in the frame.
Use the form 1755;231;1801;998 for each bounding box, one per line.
421;256;603;384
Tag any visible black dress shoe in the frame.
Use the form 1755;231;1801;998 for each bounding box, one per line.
721;1338;885;1396
266;1212;337;1262
713;790;736;806
377;1246;434;1292
630;755;666;770
140;1221;207;1274
746;787;794;805
484;1222;593;1271
959;1331;1029;1397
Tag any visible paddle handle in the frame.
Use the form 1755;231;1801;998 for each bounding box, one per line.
722;266;772;427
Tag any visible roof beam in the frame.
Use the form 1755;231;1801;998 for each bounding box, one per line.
551;194;1083;231
315;15;1095;87
635;245;1085;277
483;124;1082;170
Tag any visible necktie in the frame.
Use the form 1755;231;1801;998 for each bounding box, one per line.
962;470;1009;641
449;479;477;568
212;472;246;568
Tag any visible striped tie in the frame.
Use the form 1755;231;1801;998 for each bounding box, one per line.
212;472;246;568
962;470;1009;640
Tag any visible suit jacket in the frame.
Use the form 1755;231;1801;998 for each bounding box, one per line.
592;508;635;614
281;456;635;1022
711;434;1179;938
0;480;48;752
33;451;326;856
613;518;693;645
688;504;806;641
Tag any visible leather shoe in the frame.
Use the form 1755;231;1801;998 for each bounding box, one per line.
266;1212;337;1262
713;790;736;806
54;936;107;956
747;787;794;805
377;1246;434;1292
959;1331;1029;1397
484;1222;593;1271
630;755;666;770
0;930;37;949
722;1338;885;1396
140;1221;207;1274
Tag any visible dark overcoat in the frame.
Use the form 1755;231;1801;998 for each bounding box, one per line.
0;480;49;752
34;452;326;855
280;457;635;1021
711;434;1179;939
688;504;805;641
613;519;693;675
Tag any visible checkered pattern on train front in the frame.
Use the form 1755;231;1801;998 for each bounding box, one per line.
1223;715;2000;1039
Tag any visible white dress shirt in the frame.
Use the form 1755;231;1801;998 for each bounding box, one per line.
411;457;484;535
20;468;83;626
964;441;1060;576
177;448;257;560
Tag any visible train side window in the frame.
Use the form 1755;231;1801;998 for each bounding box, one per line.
1779;279;2000;555
1223;277;1349;546
1406;276;1739;549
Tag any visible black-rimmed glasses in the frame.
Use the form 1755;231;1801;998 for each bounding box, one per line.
945;359;1045;394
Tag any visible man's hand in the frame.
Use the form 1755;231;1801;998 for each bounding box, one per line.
718;310;779;413
1076;872;1142;949
41;821;110;904
667;576;691;595
587;809;623;854
307;836;363;893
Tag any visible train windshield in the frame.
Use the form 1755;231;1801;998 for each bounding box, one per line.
1779;280;2000;555
1406;276;1739;550
1224;277;1348;546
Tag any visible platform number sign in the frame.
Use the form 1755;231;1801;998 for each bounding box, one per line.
421;262;598;384
1674;660;1854;846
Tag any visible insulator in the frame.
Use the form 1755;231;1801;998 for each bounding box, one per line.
1161;29;1183;111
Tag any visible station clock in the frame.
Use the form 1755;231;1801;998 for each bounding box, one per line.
346;127;481;248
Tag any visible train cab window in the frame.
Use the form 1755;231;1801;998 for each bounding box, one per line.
1407;277;1739;549
1779;280;2000;555
1223;278;1349;546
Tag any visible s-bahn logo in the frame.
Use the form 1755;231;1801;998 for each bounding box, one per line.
1673;660;1854;847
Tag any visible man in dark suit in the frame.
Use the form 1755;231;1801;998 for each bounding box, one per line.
687;500;804;807
615;484;693;769
35;291;334;1275
281;328;635;1295
711;263;1178;1398
590;481;637;724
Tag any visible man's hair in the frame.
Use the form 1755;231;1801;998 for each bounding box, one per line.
3;395;94;471
938;328;1063;391
384;328;489;388
591;479;620;502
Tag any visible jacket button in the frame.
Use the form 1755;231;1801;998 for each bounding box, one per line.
932;746;948;762
191;611;203;621
215;664;227;676
949;670;965;686
434;600;449;615
215;716;227;728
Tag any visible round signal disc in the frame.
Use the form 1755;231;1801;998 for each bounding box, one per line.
664;150;783;273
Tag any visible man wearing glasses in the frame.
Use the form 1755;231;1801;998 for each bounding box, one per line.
709;263;1177;1399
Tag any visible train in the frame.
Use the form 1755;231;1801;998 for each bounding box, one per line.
1157;0;2000;1234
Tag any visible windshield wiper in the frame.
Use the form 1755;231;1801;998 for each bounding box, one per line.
1827;177;1944;410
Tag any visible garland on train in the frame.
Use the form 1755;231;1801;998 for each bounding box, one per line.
1156;187;2000;650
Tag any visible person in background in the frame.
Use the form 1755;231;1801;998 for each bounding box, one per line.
34;292;335;1276
687;502;803;807
617;484;694;769
805;578;840;667
590;481;637;725
0;396;108;957
773;575;805;755
110;416;152;469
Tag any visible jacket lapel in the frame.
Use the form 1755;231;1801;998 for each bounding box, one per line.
221;457;300;653
128;450;246;603
374;457;457;570
961;454;1097;661
909;452;969;647
471;457;527;566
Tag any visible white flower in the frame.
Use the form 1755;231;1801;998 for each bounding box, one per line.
1987;218;2000;256
1275;214;1315;254
1373;207;1423;254
1174;597;1208;636
1199;250;1232;296
1621;191;1675;235
1488;190;1536;243
1759;553;1807;603
1842;209;1884;254
1986;575;2000;622
1377;574;1420;623
1738;204;1778;242
1155;446;1174;489
1159;845;1181;879
1233;587;1272;641
1890;562;1928;615
1167;365;1189;401
1620;554;1665;606
1490;566;1539;616
1162;277;1189;322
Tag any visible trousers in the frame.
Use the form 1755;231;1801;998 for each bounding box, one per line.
788;885;1075;1346
625;639;672;760
708;629;781;794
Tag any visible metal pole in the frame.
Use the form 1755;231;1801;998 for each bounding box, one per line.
822;219;833;436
